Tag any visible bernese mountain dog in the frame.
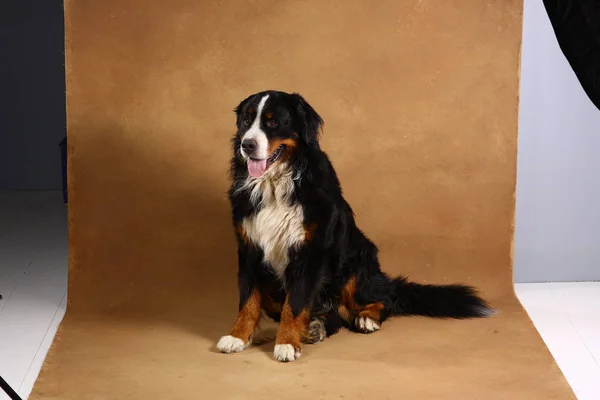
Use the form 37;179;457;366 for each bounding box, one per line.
216;90;493;362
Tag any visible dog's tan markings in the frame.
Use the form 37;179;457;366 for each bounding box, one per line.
265;112;273;119
338;277;358;322
358;302;385;322
304;223;317;242
275;297;309;351
261;294;283;315
268;137;298;154
228;289;262;342
268;138;298;163
337;277;386;326
235;223;249;246
248;107;255;114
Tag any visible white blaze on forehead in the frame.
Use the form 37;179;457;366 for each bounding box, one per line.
241;94;270;159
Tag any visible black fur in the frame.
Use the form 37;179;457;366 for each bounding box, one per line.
228;90;493;340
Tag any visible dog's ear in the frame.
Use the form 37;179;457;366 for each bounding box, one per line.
293;93;323;147
233;94;256;128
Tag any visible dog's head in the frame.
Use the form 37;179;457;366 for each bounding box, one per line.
233;90;323;178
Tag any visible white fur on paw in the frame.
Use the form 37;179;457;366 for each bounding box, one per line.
274;344;301;362
355;316;380;333
216;335;249;353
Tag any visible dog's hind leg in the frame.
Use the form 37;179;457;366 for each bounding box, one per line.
338;275;393;334
354;302;385;333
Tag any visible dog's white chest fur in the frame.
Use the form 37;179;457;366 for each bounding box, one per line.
240;165;305;278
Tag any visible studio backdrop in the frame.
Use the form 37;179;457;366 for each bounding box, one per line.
31;1;575;399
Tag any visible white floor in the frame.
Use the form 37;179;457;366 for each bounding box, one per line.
0;192;599;399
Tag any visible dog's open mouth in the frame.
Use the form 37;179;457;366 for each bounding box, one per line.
266;144;285;165
247;145;285;178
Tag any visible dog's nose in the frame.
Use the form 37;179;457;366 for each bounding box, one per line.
241;139;258;154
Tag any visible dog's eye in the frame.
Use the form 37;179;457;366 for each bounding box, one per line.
243;117;251;126
266;119;278;128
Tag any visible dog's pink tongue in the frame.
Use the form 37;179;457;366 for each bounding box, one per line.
248;159;267;178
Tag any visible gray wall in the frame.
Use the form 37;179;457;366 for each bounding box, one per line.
0;1;66;190
514;0;600;282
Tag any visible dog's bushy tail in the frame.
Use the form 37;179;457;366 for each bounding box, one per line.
389;276;494;319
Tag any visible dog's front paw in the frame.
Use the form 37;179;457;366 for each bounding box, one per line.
273;344;301;362
216;335;249;353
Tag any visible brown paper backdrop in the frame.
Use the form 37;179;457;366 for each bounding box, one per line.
31;0;575;399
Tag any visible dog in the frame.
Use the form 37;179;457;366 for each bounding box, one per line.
216;90;493;362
